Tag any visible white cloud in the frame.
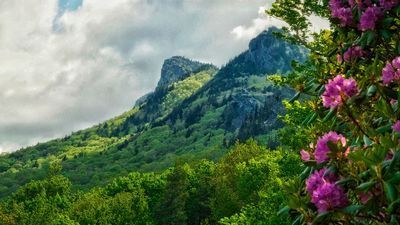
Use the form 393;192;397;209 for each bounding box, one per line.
231;5;329;41
231;6;287;40
0;0;325;152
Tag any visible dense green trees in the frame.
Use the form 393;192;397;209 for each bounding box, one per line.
158;162;190;225
70;190;152;225
0;175;74;225
0;141;301;225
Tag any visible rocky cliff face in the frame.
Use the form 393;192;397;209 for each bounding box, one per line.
223;86;293;133
157;56;207;88
134;92;153;107
245;27;308;73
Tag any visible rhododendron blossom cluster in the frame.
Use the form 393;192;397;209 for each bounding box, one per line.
359;6;383;31
343;46;366;62
306;169;348;212
314;131;347;164
321;75;358;109
392;120;400;132
311;183;349;213
329;0;353;27
328;0;398;30
380;0;399;10
382;56;400;84
306;168;337;194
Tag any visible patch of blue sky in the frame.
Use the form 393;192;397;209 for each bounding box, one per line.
53;0;83;32
59;0;82;13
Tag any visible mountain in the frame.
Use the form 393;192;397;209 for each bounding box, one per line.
0;28;307;198
157;56;207;88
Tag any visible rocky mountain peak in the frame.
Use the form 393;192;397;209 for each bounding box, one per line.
157;56;207;88
245;27;308;73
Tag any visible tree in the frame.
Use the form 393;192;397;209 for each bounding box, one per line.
211;140;264;220
157;161;191;225
186;160;216;225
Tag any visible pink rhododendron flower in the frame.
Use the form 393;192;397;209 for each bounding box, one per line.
322;75;358;109
329;0;342;9
359;6;383;31
343;147;351;158
306;168;337;194
386;152;394;160
348;0;356;7
311;182;349;212
306;168;348;212
358;192;371;204
300;149;311;162
382;57;400;84
392;57;400;69
314;131;347;164
300;150;311;161
358;184;382;204
329;0;353;27
379;0;399;10
337;54;343;63
343;46;366;62
336;8;354;26
358;0;373;8
392;120;400;132
382;63;397;84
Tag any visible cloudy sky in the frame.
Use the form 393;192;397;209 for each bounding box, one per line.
0;0;326;152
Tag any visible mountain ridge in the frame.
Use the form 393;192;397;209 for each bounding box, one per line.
0;27;307;198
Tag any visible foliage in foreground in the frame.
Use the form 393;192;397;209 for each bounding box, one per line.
0;141;302;225
268;0;400;223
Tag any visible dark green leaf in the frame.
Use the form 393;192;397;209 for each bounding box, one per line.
322;109;336;122
292;214;304;225
363;135;373;146
388;172;400;185
367;85;377;97
366;31;376;46
306;113;317;125
356;180;376;191
384;181;397;203
388;198;400;214
277;206;290;216
299;166;312;180
312;212;329;224
289;92;301;103
340;205;363;215
376;124;393;134
387;151;400;173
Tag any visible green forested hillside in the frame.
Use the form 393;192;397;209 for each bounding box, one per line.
0;28;306;199
0;141;303;225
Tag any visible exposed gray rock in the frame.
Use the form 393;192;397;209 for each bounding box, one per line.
245;27;308;73
228;92;261;130
157;56;206;88
223;86;293;131
134;92;153;107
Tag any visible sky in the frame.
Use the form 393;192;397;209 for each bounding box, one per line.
0;0;327;153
